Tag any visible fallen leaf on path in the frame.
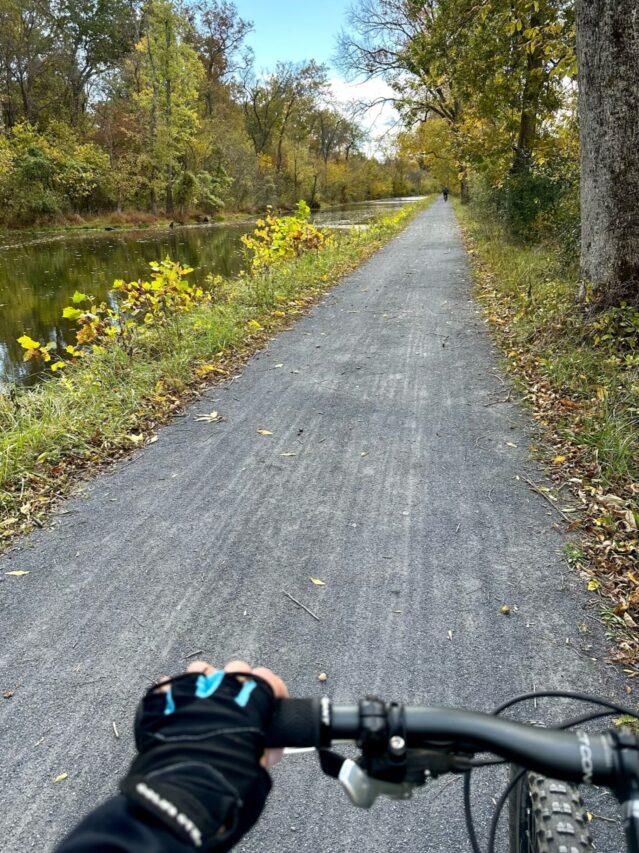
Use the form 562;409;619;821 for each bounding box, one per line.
310;578;326;586
247;320;262;331
195;411;222;423
127;433;144;444
506;442;518;448
54;773;68;783
3;691;14;699
281;452;297;457
5;570;29;577
274;364;284;368
447;630;453;641
500;605;511;616
318;673;328;682
257;429;273;436
360;451;368;457
553;455;567;464
587;578;601;591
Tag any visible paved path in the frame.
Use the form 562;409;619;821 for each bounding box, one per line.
0;201;626;851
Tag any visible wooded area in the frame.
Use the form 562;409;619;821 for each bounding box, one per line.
341;0;639;309
0;0;430;227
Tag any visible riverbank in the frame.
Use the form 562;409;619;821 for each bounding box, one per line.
0;198;424;241
456;201;639;672
0;197;433;548
0;209;256;242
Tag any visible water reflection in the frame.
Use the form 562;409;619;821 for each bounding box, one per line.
0;198;417;386
0;223;251;386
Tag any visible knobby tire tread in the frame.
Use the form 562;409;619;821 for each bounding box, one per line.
510;770;594;853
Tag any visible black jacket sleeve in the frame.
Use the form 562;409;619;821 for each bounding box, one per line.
56;794;200;852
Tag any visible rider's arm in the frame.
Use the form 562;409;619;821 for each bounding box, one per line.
56;794;200;852
56;661;288;852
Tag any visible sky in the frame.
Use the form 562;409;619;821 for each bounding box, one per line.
233;0;399;146
234;0;354;71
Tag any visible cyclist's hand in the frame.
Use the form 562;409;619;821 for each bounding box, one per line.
120;659;288;851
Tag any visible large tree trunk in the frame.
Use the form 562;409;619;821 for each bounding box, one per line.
576;0;639;308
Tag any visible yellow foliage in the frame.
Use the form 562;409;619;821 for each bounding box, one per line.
241;201;330;273
19;258;210;374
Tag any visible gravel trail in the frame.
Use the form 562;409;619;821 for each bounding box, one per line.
0;200;626;851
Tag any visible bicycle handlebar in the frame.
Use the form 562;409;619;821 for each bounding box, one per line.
265;698;619;786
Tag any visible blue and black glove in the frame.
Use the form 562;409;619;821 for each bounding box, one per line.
119;670;276;851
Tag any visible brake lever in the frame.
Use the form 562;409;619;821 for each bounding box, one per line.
338;758;419;808
337;748;475;808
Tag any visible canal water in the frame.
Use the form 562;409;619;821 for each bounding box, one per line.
0;198;418;387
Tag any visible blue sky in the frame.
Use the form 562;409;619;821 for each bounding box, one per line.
233;0;398;146
234;0;352;72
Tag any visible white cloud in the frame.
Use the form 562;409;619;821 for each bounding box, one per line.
329;76;401;154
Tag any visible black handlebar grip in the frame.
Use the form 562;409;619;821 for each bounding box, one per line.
265;698;322;748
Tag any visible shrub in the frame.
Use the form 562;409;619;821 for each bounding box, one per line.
240;200;330;272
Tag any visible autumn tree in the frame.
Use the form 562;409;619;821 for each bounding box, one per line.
47;0;136;127
0;0;135;129
0;0;423;223
187;0;252;117
134;0;202;213
0;0;53;126
575;0;639;308
397;118;457;191
338;1;473;199
340;0;575;209
241;61;327;168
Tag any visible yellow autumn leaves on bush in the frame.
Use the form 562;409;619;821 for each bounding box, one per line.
241;200;330;272
18;202;331;376
18;258;210;373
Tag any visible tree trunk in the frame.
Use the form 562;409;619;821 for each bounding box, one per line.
165;163;174;216
576;0;639;307
458;164;470;204
309;173;319;208
145;28;159;216
511;14;544;175
164;17;174;216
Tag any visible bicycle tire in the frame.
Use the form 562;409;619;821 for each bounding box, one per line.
508;768;594;853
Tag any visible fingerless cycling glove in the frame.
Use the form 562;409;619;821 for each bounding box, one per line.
119;670;276;851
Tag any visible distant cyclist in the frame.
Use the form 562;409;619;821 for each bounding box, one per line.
442;186;449;202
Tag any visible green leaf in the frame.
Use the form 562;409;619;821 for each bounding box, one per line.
71;291;88;303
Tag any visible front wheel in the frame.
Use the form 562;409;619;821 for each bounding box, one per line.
508;769;594;853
